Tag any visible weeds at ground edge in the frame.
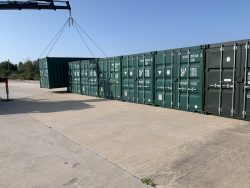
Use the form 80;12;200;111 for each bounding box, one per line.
141;177;157;187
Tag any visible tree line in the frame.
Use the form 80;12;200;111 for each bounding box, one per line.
0;60;40;80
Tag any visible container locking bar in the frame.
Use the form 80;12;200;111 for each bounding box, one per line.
162;51;166;106
242;42;249;118
231;44;237;116
143;54;145;104
137;54;139;103
186;49;190;110
113;58;116;98
218;45;224;115
127;56;129;100
132;56;135;102
177;51;181;109
171;52;174;108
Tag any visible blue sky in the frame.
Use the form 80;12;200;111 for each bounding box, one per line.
1;0;250;63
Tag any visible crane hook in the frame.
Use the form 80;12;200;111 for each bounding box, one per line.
68;10;73;27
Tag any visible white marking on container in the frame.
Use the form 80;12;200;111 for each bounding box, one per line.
224;79;232;82
158;94;163;101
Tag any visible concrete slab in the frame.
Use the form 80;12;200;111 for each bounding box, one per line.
0;81;148;188
1;81;250;188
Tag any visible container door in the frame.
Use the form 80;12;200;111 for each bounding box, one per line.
122;56;136;102
241;42;250;120
155;51;174;108
81;61;89;95
75;62;81;94
98;59;110;98
68;62;81;94
89;60;98;96
39;60;49;88
68;63;73;93
122;57;129;101
205;43;243;117
136;53;154;105
110;58;121;100
176;47;204;112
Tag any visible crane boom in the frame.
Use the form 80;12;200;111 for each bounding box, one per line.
0;0;71;11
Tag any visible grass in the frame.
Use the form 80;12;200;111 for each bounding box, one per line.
141;177;157;187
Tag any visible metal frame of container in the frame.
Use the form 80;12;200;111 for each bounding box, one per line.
204;39;250;120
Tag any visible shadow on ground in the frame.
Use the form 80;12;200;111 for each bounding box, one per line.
51;90;69;94
0;98;107;115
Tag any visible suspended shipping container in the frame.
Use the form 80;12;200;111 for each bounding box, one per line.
39;57;85;89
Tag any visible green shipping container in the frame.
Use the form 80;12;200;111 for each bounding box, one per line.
98;58;110;98
155;50;175;108
109;57;122;100
68;61;81;94
122;55;137;102
81;59;99;97
136;52;155;105
205;39;250;120
39;57;85;89
154;46;205;112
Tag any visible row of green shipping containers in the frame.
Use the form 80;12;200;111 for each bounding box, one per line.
40;39;250;121
68;46;205;112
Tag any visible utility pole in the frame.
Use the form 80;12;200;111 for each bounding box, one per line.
8;59;10;70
